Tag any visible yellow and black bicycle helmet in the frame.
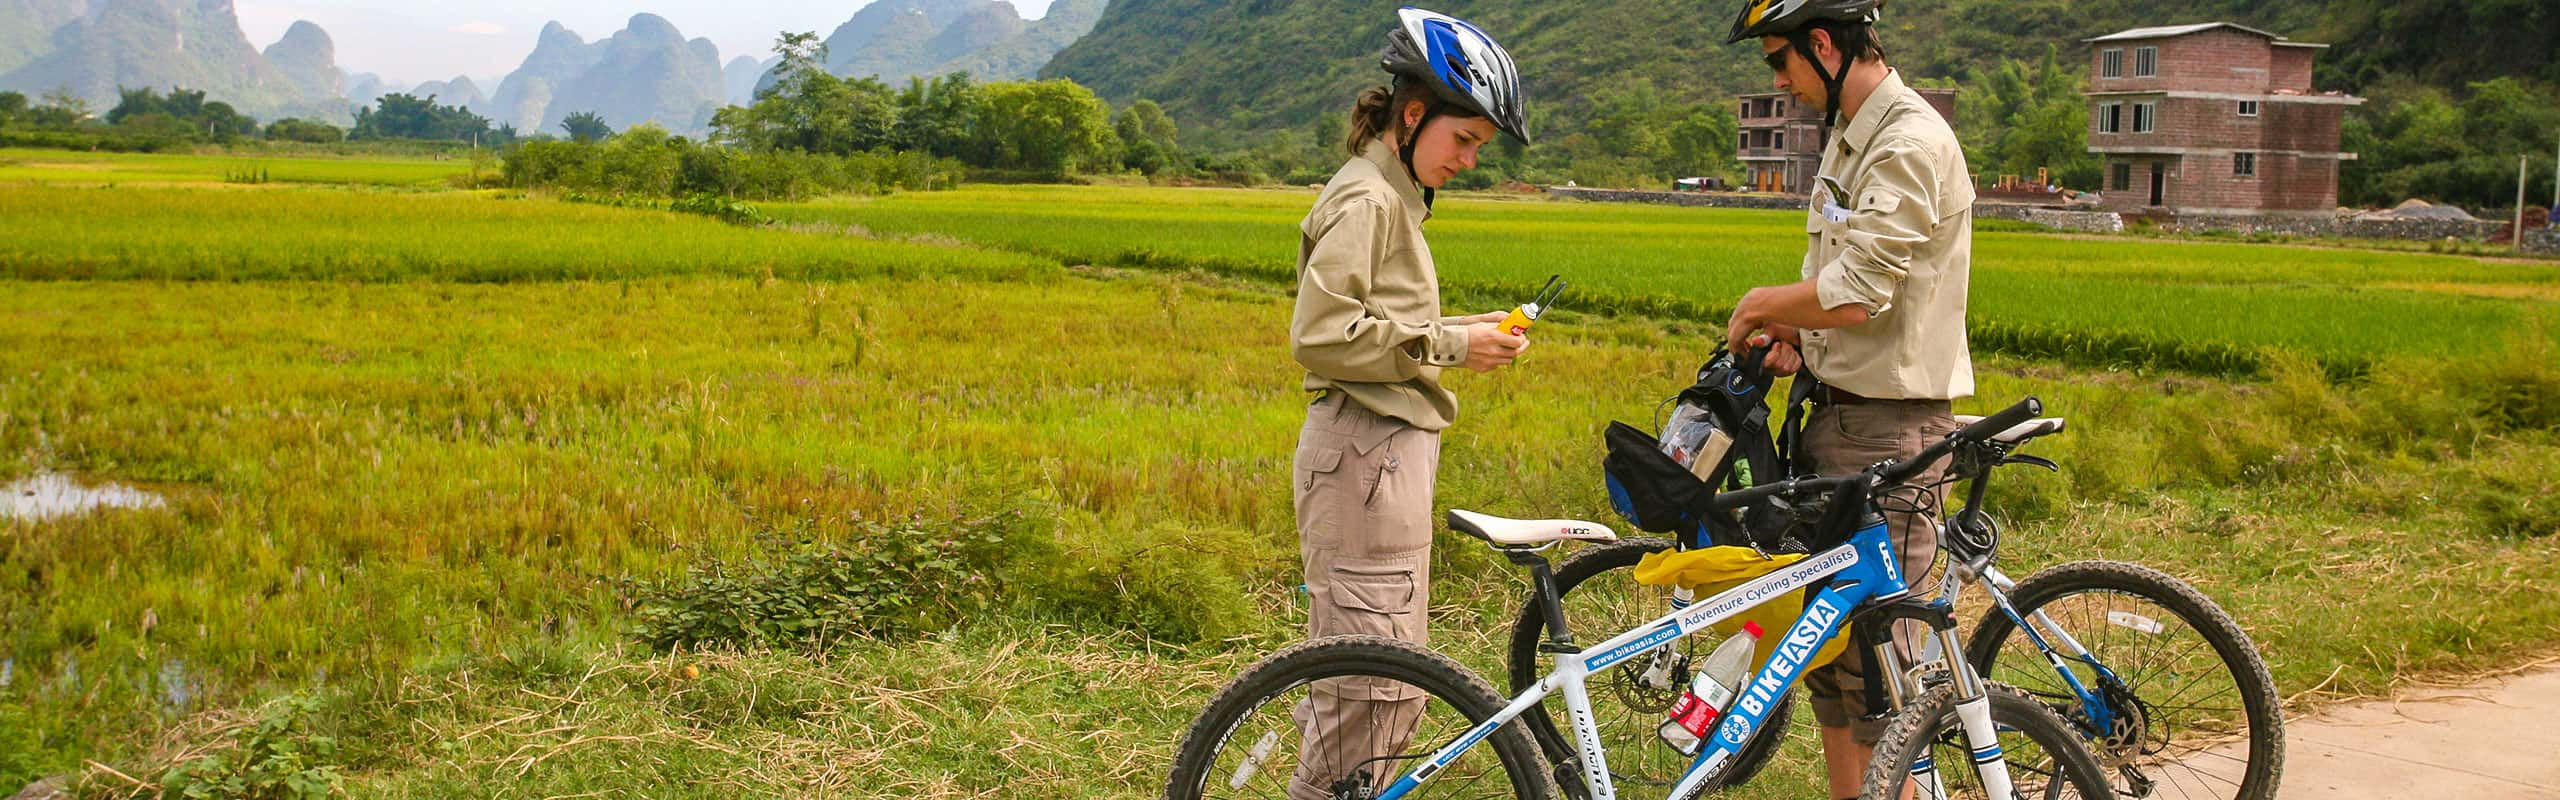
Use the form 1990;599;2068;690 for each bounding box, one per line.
1725;0;1884;43
1726;0;1886;128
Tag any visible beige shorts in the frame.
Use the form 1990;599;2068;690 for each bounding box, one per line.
1798;398;1957;744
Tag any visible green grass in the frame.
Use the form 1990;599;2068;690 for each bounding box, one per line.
0;185;1052;282
2;175;2557;796
0;147;478;187
7;267;2558;796
769;185;2560;372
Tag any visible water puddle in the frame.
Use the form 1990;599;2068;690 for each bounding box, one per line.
2;472;167;521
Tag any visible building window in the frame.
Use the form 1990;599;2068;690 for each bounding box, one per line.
2101;49;2123;79
1773;131;1785;150
2233;152;2256;177
2097;103;2122;133
2134;47;2157;77
2113;162;2132;191
2133;102;2155;133
2238;100;2259;117
1741;100;1751;118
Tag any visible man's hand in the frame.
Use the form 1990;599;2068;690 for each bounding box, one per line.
1751;332;1803;377
1464;310;1511;325
1725;286;1774;351
1463;323;1528;372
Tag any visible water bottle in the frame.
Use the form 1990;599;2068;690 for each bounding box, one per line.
1657;621;1765;756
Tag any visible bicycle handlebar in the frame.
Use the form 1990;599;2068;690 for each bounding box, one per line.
1876;396;2040;486
1708;396;2043;513
1954;396;2045;446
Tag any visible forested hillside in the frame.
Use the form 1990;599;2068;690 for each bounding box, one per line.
1045;0;2556;207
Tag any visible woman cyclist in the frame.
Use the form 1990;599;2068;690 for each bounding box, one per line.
1283;7;1534;799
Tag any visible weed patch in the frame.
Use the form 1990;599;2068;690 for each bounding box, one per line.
630;512;1035;651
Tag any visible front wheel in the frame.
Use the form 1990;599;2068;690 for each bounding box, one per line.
1862;683;2115;800
1166;634;1555;800
1504;537;1793;796
1964;560;2283;800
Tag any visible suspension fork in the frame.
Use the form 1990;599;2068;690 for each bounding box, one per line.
1866;599;2020;800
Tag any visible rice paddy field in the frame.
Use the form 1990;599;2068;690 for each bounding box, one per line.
1;151;2556;797
772;186;2560;373
0;147;477;188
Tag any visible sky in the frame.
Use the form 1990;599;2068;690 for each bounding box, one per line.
236;1;1061;86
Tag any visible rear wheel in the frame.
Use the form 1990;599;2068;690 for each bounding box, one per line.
1965;560;2283;800
1166;634;1554;800
1504;538;1793;796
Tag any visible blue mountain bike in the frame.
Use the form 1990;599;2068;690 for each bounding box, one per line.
1507;400;2282;800
1165;399;2112;800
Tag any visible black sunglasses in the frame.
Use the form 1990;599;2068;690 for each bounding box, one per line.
1762;47;1791;72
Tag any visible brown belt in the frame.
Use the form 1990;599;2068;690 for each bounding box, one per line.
1816;386;1949;407
1815;385;1875;406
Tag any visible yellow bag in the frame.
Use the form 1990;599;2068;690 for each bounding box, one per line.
1631;546;1850;672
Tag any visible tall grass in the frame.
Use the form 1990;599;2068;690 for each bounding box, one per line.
3;177;2557;795
6;271;2559;795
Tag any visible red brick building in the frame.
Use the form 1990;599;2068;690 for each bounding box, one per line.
2082;23;2362;215
1737;87;1956;194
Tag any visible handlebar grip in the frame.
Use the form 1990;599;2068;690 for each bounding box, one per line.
1955;397;2043;443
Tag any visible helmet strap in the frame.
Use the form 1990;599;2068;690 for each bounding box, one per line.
1790;31;1849;130
1398;99;1443;208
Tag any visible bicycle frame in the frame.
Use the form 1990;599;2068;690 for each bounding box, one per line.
1380;517;2021;800
1935;552;2133;748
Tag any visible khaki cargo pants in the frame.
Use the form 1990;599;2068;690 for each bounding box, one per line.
1800;398;1957;744
1288;391;1440;800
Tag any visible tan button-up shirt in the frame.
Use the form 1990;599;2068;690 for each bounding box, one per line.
1290;138;1476;432
1799;70;1976;401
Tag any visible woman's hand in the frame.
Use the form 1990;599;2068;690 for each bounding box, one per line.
1463;323;1528;372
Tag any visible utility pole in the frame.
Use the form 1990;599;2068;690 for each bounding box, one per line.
2517;155;2530;249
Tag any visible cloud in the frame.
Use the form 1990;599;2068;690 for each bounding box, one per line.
448;22;506;36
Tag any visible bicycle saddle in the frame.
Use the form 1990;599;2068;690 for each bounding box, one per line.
1445;509;1620;548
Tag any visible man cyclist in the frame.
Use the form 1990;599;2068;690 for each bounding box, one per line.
1716;1;1976;797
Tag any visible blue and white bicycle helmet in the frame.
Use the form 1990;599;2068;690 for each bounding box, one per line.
1380;7;1531;145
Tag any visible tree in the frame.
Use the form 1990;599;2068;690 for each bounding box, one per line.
1581;80;1674;169
27;87;88;128
351;93;491;142
1114;98;1183;175
561;111;613;143
0;91;23;126
101;87;255;141
1664;105;1741;180
973;79;1120;177
893;73;984;158
266;118;344;143
711;32;899;156
2341;76;2560;209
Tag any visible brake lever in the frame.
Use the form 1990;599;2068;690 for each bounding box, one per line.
1998;453;2060;472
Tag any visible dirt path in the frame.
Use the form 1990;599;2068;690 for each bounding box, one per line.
2269;662;2560;798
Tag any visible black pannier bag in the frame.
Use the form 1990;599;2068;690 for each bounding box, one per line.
1600;347;1809;551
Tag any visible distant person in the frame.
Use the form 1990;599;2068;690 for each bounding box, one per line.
1716;0;1977;797
1284;7;1530;798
